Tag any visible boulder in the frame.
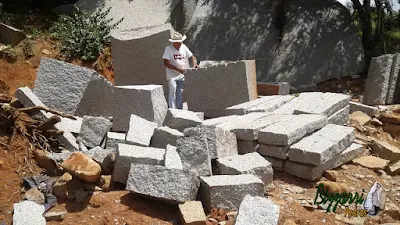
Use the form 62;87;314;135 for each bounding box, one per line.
126;114;158;147
76;116;112;148
61;152;102;183
126;164;200;203
235;195;280;225
0;22;26;45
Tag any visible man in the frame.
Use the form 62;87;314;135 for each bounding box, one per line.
162;31;198;109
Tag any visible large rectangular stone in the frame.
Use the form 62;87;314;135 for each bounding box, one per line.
237;140;258;155
126;164;200;203
200;125;238;159
387;53;400;104
112;85;168;131
235;195;280;225
258;144;289;159
288;124;355;165
199;175;264;211
177;127;212;176
263;156;285;171
201;115;240;126
165;145;183;170
349;101;378;116
258;114;328;146
184;60;257;118
292;92;350;117
33;57;96;114
76;116;112;149
216;112;271;132
150;126;183;149
75;73;114;118
126;114;158;147
225;96;279;115
217;152;273;185
113;143;165;184
327;105;350;125
105;132;126;151
363;54;393;105
163;109;202;132
284;143;363;181
13;201;45;225
247;95;295;113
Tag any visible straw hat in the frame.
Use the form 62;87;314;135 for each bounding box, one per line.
169;31;187;42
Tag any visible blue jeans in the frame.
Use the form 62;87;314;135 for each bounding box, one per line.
168;77;184;109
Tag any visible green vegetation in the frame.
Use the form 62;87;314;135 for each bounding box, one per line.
0;45;17;63
50;5;123;61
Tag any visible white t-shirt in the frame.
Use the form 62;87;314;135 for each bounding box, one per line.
162;44;193;81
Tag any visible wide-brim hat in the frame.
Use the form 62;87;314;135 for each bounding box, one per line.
169;32;187;42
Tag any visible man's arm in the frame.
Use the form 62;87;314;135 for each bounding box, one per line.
164;59;185;74
190;56;199;68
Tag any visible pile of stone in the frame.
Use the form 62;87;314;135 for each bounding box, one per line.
363;53;400;105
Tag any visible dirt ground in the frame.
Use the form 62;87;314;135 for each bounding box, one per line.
0;39;399;225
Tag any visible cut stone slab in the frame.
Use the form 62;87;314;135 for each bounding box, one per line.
230;114;289;141
235;195;280;225
349;101;378;116
201;115;240;126
263;156;285;171
33;57;97;115
237;140;258;155
184;60;257;118
216;112;271;132
165;145;183;170
259;144;290;159
217;152;273;185
387;53;400;104
126;114;158;147
61;152;101;183
363;54;393;105
113;143;165;184
177;127;212;176
163;109;202;132
110;23;174;95
352;156;390;170
328;105;350;125
349;111;372;126
105;132;126;151
76;116;112;149
387;160;400;175
225;96;282;115
288;124;355;165
151;126;183;149
200;125;238;159
199;174;264;211
247;95;295;113
284;143;363;181
13;201;45;225
178;201;207;225
0;22;26;45
292;92;350;117
258;114;328;146
370;139;400;162
112;85;168;131
75;73;114;118
126;164;200;203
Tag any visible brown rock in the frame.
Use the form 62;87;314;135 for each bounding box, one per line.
371;139;400;162
24;188;45;205
283;219;297;225
323;170;339;182
387;160;400;175
352;156;390;170
61;152;101;183
383;123;400;138
210;208;228;222
179;201;207;225
316;181;350;194
349;111;372;125
98;175;112;192
34;149;60;176
52;172;84;200
379;112;400;125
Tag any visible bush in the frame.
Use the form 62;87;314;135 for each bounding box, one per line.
22;39;34;58
50;5;123;61
0;45;18;63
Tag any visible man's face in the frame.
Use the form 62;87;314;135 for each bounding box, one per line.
173;42;182;50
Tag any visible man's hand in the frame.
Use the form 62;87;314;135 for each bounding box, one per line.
178;68;187;74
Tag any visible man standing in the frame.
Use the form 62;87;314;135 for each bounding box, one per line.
162;31;198;109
